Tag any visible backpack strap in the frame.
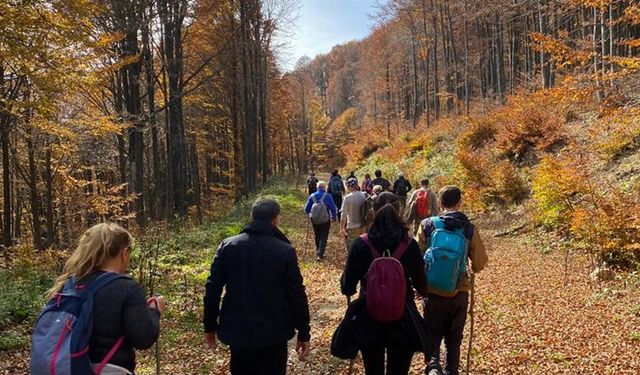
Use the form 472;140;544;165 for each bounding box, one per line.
432;216;465;234
311;194;318;204
359;233;381;258
360;234;411;259
87;272;129;295
432;216;444;230
391;235;411;260
86;272;128;374
93;336;124;375
320;192;327;203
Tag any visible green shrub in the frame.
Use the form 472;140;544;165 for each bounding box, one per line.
0;268;50;331
0;329;30;351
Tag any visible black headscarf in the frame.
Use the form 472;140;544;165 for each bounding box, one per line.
367;192;409;252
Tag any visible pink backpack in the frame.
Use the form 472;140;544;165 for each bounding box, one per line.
360;233;411;323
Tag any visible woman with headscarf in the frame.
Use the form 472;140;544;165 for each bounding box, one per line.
340;192;428;375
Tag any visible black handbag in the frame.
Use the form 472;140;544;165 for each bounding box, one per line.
330;298;363;360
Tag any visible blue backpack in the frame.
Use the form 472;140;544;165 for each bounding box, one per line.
329;177;344;195
31;272;127;375
424;217;469;294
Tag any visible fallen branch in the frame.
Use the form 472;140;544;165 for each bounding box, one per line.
494;223;529;238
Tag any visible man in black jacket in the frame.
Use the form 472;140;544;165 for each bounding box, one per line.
203;198;311;374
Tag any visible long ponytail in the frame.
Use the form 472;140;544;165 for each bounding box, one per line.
48;223;132;297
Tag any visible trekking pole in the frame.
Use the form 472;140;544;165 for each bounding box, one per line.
466;273;476;375
346;296;355;375
304;217;310;258
148;231;162;375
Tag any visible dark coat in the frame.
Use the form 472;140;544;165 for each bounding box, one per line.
203;221;311;348
337;226;428;351
80;273;159;372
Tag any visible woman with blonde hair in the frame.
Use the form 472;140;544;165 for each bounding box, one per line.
32;223;164;375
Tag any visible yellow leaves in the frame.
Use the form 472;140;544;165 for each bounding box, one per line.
593;107;640;159
529;32;593;69
532;155;587;229
622;3;640;25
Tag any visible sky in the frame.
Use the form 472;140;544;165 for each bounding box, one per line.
281;0;380;71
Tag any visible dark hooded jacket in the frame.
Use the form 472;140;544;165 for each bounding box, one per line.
337;223;428;351
203;220;311;348
417;211;489;297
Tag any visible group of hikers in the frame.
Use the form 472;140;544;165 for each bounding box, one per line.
30;170;487;375
305;169;439;261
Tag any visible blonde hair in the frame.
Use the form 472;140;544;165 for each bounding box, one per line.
48;223;133;297
317;181;327;189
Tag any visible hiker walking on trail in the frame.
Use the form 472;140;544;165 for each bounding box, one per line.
340;177;368;251
371;169;392;192
416;186;488;375
328;170;346;221
361;173;373;194
347;171;359;188
392;172;412;213
406;179;439;236
371;184;383;199
31;223;163;375
305;181;338;261
204;198;311;375
339;192;429;375
306;172;318;195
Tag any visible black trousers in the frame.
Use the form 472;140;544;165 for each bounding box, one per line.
230;341;288;375
423;292;469;375
361;345;414;375
312;221;331;258
332;194;343;221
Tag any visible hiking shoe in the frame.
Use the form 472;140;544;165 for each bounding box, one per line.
316;256;323;262
427;370;442;375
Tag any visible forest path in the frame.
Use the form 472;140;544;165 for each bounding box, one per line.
284;196;640;374
3;182;638;374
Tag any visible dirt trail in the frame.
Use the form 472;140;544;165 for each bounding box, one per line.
285;209;640;374
4;192;638;374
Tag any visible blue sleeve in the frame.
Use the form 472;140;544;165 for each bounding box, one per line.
304;195;313;214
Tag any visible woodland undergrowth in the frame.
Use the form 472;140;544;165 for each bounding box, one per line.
345;83;640;271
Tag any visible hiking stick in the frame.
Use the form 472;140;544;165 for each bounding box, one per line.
304;217;310;258
346;296;355;375
466;273;476;375
147;230;162;375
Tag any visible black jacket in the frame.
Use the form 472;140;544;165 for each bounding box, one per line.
203;221;311;348
338;226;428;350
341;227;428;300
80;272;159;372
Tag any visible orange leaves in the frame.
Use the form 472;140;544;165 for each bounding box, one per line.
570;188;640;264
622;3;640;25
530;32;593;69
494;92;567;161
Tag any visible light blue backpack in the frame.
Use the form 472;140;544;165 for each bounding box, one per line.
424;217;469;293
30;272;126;375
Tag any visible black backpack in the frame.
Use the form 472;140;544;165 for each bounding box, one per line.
307;177;318;191
396;179;409;195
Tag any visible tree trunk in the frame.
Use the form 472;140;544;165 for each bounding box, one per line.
25;118;43;250
159;0;188;216
538;0;552;89
43;145;55;247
